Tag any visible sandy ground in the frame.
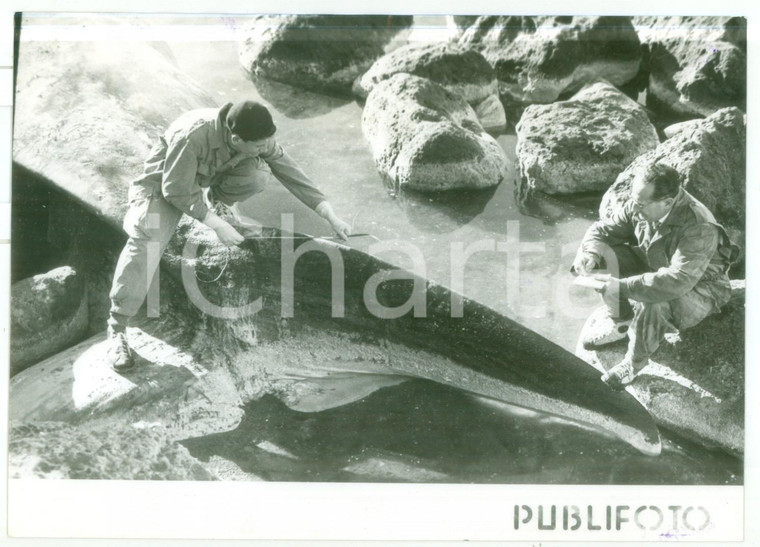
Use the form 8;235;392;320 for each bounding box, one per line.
10;421;214;480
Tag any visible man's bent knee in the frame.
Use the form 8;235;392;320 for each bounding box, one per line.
634;300;670;318
669;289;719;331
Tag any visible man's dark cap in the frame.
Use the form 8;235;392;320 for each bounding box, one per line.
226;101;277;141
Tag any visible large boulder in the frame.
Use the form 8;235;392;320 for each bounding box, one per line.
11;266;88;375
600;107;746;264
576;280;745;456
662;119;701;139
353;42;506;132
13;32;217;223
457;16;641;106
634;16;746;119
516;81;659;195
237;15;413;96
361;73;509;192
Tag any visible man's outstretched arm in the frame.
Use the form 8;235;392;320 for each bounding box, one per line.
262;142;351;240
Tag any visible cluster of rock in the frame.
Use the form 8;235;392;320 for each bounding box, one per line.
449;15;745;119
238;15;509;192
493;16;746;276
633;16;746;119
516;81;659;194
456;16;642;106
238;15;745;197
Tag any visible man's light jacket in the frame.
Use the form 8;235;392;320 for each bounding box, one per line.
128;103;327;221
580;187;737;306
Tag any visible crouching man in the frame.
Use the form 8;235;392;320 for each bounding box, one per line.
107;100;351;370
572;163;737;390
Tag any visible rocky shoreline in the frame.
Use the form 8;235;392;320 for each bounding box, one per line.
10;15;746;479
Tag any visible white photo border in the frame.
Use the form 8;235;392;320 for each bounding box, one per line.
2;0;758;544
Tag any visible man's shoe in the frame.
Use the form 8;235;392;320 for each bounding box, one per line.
601;358;637;390
108;331;134;371
582;309;632;350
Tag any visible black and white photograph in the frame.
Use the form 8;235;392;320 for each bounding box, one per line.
3;3;754;542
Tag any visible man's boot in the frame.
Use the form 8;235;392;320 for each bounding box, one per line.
107;329;134;371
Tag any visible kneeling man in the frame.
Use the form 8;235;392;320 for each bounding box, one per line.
107;100;351;370
572;163;737;389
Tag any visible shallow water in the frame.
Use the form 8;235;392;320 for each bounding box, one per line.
166;31;741;484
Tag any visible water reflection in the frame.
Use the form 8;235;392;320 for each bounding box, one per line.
392;184;500;234
516;185;601;225
250;74;351;119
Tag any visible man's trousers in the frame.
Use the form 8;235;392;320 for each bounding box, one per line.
107;157;271;332
601;244;720;364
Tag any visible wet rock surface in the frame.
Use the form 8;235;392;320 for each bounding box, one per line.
516;81;659;195
662;119;701;139
457;16;641;106
238;15;413;95
361;73;508;192
353;42;506;132
11;266;88;375
13;34;217;223
576;281;745;456
634;16;746;119
600;107;746;265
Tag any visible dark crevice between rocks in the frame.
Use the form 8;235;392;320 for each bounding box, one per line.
11;164;66;282
12;162;128;334
499;99;525;135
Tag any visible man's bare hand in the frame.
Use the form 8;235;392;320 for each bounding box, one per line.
315;201;351;241
573;252;598;276
214;223;245;246
203;210;245;246
597;275;621;307
330;217;351;241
